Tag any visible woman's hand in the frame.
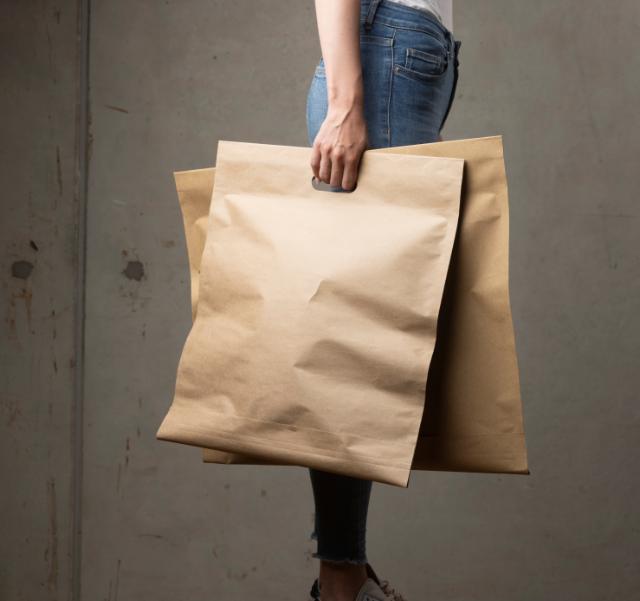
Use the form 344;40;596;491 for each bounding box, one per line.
310;102;368;191
311;0;367;191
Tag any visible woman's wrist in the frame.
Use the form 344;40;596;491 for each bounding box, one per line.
328;93;364;112
327;75;364;110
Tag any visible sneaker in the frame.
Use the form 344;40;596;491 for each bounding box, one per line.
308;563;406;601
366;563;407;601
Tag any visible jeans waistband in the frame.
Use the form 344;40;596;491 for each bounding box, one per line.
382;0;445;27
361;0;456;54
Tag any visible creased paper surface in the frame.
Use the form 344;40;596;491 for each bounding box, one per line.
157;140;464;486
175;136;529;479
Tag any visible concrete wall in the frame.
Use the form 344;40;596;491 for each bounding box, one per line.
2;1;638;600
0;2;84;600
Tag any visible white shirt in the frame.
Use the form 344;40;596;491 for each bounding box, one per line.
386;0;453;32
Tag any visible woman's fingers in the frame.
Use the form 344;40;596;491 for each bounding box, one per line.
310;144;321;181
329;148;345;188
318;146;332;184
313;145;360;190
341;152;361;191
310;141;335;186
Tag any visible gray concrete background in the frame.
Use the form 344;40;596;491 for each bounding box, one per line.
2;1;639;600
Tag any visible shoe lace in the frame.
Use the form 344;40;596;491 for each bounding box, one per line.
378;579;407;601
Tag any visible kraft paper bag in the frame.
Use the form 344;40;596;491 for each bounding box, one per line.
173;168;212;321
174;136;529;477
157;140;464;487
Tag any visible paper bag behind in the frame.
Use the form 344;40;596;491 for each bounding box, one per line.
157;140;464;486
181;136;528;476
173;168;212;321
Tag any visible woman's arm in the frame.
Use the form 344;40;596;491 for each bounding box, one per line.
310;0;368;191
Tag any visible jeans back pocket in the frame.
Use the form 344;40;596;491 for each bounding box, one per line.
404;47;447;77
393;28;449;82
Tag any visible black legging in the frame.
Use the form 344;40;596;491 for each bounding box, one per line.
309;468;373;563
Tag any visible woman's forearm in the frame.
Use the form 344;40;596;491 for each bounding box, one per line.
314;0;363;109
310;0;367;190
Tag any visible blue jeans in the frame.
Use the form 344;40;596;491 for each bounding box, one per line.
305;0;461;565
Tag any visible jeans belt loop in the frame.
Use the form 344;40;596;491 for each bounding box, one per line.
445;30;454;60
364;0;383;31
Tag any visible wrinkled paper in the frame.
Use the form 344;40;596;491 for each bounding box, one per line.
170;136;530;480
157;140;464;486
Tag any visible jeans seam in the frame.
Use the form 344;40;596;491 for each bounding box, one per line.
364;19;447;45
385;28;396;146
439;39;460;132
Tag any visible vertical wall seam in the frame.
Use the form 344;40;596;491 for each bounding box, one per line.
72;0;90;600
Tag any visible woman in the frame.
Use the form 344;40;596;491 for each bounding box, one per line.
305;1;460;599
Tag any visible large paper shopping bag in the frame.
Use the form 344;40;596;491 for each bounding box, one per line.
157;140;464;486
175;136;529;477
172;168;212;321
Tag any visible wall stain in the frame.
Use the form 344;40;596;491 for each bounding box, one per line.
226;568;248;581
87;106;93;162
18;288;33;329
114;559;121;601
5;313;16;339
105;105;129;114
51;309;58;375
6;286;33;338
30;240;39;251
122;260;144;281
44;18;56;84
88;129;94;161
137;533;178;548
45;477;59;596
2;398;22;427
55;145;63;195
11;260;34;279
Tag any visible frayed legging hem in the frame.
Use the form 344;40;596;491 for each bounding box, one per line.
311;552;369;565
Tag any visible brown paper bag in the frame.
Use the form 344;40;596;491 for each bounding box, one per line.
157;140;464;486
172;168;212;321
172;136;529;478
